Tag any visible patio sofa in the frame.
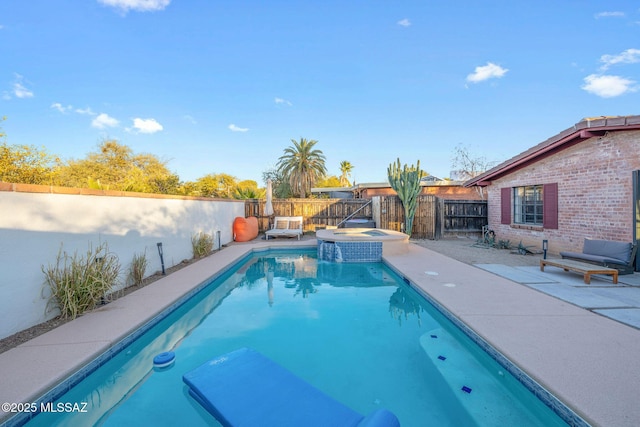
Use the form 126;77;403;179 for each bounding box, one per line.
560;238;637;275
265;216;304;240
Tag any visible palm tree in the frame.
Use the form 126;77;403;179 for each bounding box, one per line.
277;138;327;198
339;160;353;187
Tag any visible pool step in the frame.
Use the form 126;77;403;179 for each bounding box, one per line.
420;329;538;426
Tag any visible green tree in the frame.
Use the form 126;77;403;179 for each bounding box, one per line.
262;168;292;198
316;175;342;188
0;143;58;184
277;138;327;198
234;180;265;199
194;173;238;198
56;140;179;194
339;160;353;187
0;117;60;184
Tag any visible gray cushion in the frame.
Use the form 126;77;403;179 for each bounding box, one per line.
582;239;633;263
560;251;628;266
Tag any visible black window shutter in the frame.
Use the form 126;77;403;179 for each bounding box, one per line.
543;183;558;229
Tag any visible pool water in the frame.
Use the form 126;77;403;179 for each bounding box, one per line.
22;249;568;427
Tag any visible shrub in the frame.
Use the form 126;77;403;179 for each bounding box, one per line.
497;239;511;249
128;251;148;286
191;232;213;258
42;242;120;319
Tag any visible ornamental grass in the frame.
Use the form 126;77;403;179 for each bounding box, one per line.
42;242;120;319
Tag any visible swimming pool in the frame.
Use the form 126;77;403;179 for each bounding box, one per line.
14;248;569;426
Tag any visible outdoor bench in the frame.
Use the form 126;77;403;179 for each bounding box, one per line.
559;238;637;275
265;216;304;240
540;258;618;284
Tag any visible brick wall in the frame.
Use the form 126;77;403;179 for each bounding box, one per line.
485;130;640;255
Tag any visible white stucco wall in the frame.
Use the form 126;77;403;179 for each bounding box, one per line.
0;189;245;340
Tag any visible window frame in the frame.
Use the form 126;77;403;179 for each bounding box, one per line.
513;185;544;226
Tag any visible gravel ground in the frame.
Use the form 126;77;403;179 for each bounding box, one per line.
411;236;543;267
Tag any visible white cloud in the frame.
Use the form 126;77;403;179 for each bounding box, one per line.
14;83;34;98
98;0;170;13
581;74;637;97
52;103;98;116
75;107;95;115
228;124;249;132
397;18;411;27
51;103;72;113
92;113;119;129
11;74;34;98
466;62;508;83
595;11;625;19
599;48;640;70
131;117;163;134
183;114;197;124
275;97;292;106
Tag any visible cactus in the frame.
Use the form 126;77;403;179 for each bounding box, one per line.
387;158;422;236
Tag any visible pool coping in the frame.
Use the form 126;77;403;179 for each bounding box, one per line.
1;239;639;426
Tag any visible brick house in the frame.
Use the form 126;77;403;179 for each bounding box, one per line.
464;115;640;269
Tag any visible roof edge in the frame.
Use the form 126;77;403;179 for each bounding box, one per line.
464;115;640;187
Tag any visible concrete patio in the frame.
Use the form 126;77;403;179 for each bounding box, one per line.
1;239;639;426
475;263;640;330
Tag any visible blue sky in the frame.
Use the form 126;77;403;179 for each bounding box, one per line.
1;1;639;186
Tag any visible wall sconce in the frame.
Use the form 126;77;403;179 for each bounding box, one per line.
157;242;166;275
542;239;548;260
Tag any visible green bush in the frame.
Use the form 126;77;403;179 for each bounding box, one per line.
128;251;148;286
497;239;511;249
42;242;120;319
191;232;213;258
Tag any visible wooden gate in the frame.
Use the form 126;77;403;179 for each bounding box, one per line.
442;199;488;234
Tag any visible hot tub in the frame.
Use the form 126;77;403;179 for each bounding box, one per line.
316;228;409;262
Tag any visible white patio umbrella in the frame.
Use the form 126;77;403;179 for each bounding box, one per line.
265;179;274;217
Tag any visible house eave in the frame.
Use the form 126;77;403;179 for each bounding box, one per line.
464;115;640;187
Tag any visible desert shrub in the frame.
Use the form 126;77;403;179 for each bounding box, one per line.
42;242;120;319
191;232;213;258
517;240;535;255
497;239;511;249
128;251;148;286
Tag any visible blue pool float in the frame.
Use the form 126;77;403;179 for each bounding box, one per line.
183;347;400;427
153;351;175;368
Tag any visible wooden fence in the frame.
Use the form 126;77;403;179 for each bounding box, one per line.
245;198;373;232
244;197;486;240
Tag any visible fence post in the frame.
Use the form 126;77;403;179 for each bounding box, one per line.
372;196;381;228
436;197;444;239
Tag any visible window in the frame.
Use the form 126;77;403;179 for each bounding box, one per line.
500;183;557;229
513;185;543;225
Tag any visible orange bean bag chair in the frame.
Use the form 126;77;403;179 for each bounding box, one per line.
233;216;259;242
